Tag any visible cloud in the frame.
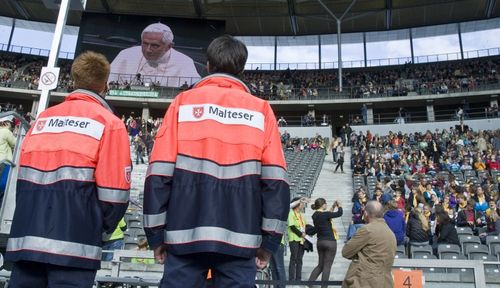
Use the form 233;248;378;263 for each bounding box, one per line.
245;27;500;68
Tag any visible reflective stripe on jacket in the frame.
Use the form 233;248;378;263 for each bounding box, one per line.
6;89;131;270
143;74;290;259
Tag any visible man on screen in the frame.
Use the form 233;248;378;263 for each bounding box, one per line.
109;23;200;87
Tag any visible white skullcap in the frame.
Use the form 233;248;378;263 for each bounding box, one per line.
142;23;174;45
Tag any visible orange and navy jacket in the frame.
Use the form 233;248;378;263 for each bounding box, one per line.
143;74;290;258
5;89;131;270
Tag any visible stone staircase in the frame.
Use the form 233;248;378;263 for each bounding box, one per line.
284;149;354;283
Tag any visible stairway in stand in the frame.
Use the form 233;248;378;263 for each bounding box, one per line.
285;148;354;283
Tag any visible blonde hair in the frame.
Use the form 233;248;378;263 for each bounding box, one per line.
414;207;429;231
71;51;110;93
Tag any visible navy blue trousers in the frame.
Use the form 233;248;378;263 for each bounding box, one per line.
9;261;96;288
160;252;256;288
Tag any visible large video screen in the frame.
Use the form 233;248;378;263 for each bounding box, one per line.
77;13;225;87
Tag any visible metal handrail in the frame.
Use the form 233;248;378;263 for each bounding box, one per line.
0;256;496;287
0;111;30;131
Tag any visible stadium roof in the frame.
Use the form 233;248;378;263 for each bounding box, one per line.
0;0;499;36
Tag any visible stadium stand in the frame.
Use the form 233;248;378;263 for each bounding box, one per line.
1;2;500;286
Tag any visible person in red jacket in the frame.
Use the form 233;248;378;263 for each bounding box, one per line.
6;51;131;287
143;35;290;287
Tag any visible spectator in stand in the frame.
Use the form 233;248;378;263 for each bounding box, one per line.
383;196;406;246
348;189;368;240
486;154;500;170
0;116;16;202
484;200;500;235
308;198;343;288
372;188;383;202
457;198;479;231
342;201;396;288
407;207;431;246
394;189;406;211
277;116;287;127
434;211;460;247
352;116;362;125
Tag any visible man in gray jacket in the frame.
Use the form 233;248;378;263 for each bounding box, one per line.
342;201;396;288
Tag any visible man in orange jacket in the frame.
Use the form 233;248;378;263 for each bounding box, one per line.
6;51;131;287
143;35;290;287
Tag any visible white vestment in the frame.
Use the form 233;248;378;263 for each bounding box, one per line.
109;46;201;87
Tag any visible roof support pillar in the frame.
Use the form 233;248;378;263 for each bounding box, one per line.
317;0;357;92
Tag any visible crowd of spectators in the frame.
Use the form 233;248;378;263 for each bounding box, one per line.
2;51;500;100
348;126;500;255
122;113;164;165
241;57;500;99
0;52;73;91
281;131;327;153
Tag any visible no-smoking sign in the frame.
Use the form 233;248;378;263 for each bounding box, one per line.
38;67;60;91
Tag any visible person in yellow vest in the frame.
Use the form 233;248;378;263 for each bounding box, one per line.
288;196;307;281
102;218;127;261
271;197;309;287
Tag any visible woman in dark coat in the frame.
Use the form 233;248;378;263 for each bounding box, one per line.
308;198;343;288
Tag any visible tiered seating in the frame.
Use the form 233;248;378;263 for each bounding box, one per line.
285;149;325;199
123;210;146;250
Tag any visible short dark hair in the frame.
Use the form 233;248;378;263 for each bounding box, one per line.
71;51;109;93
207;35;247;76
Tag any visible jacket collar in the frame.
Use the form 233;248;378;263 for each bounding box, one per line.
66;89;114;113
192;73;251;93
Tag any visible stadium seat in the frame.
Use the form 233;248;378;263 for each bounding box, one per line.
124;240;139;250
410;245;433;258
486;235;500;252
464;243;489;259
484;256;500;279
459;235;481;251
477;170;489;179
492;170;500;183
394;253;408;259
395;245;407;258
456;226;473;235
490;243;500;260
128;220;143;229
396;245;406;254
440;253;466;260
470;253;496;261
413;253;436;260
437;244;461;259
463;170;476;178
125;227;144;239
423;267;446;274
